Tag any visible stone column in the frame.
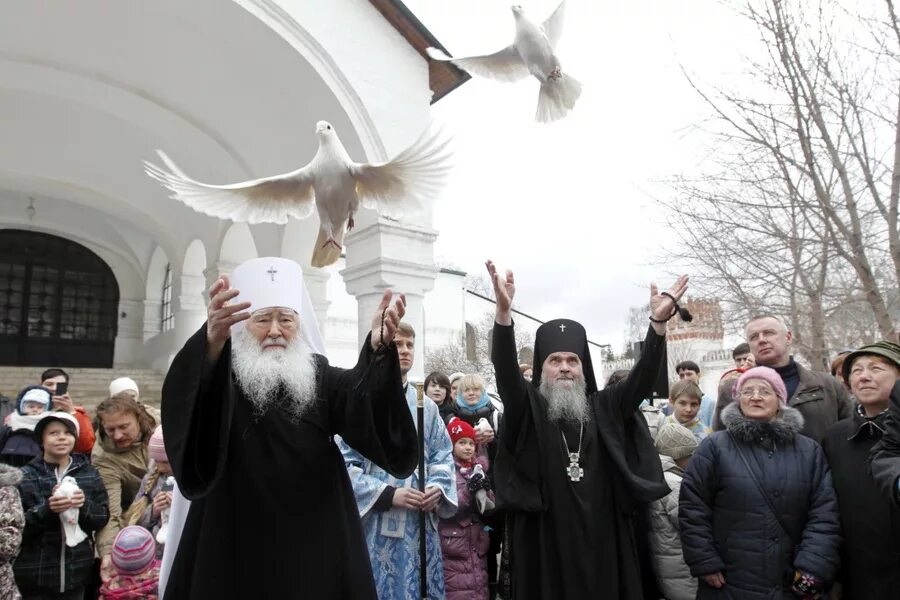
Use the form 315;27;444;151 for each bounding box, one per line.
114;299;145;367
173;271;208;347
341;218;438;384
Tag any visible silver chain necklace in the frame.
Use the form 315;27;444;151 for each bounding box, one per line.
560;423;584;482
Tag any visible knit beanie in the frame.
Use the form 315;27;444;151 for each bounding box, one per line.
448;372;465;386
447;417;476;445
111;526;157;575
109;377;139;398
148;425;167;463
654;422;698;460
735;366;788;406
16;385;52;414
842;341;900;382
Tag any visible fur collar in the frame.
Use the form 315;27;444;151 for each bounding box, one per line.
721;402;804;445
0;463;22;487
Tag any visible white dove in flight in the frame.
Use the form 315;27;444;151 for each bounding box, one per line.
426;1;580;123
55;476;88;547
144;121;452;268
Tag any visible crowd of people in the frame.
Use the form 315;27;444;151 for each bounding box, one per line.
0;255;898;600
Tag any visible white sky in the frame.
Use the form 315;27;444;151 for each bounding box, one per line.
405;0;762;350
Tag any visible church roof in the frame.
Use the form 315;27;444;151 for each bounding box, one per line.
369;0;470;103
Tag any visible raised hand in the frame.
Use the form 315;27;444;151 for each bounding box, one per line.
486;260;515;325
370;289;407;350
649;274;689;334
206;274;252;361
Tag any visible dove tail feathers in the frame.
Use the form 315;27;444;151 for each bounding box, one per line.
311;228;344;268
536;73;582;123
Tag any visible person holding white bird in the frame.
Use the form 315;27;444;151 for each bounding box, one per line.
144;121;452;268
14;412;109;599
427;1;581;123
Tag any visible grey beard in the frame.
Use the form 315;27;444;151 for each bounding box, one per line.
231;326;318;421
540;377;590;424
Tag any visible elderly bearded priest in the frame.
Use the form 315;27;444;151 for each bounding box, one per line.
486;260;688;600
160;257;417;599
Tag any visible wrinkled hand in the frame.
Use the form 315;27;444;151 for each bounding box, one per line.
486;260;515;325
206;275;252;361
420;486;443;513
152;490;173;518
52;394;75;415
702;572;726;589
391;487;423;510
369;290;406;350
649;275;689;334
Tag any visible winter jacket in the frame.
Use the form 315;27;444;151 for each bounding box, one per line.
822;405;900;600
648;455;697;600
440;456;494;600
0;463;24;600
0;413;44;468
714;360;851;441
91;433;149;557
14;453;109;595
71;407;96;455
680;403;840;599
129;467;171;559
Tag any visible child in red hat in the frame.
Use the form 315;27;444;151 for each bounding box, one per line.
439;417;495;600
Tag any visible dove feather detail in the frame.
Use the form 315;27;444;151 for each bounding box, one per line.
426;0;580;123
144;121;452;268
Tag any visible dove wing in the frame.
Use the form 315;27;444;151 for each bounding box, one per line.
350;126;452;219
144;151;316;225
426;46;528;82
542;0;566;49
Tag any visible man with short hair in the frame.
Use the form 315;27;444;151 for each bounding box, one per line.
339;323;457;600
713;315;850;440
673;361;715;428
39;368;95;454
160;257;418;599
731;342;754;369
486;259;688;600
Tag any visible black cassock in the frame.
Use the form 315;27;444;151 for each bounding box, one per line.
492;323;669;600
161;326;417;599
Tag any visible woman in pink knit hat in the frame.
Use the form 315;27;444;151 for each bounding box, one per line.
679;366;841;599
123;426;173;559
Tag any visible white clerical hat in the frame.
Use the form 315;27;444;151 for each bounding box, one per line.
229;257;326;355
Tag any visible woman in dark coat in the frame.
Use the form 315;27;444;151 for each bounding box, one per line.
680;366;840;599
822;341;900;599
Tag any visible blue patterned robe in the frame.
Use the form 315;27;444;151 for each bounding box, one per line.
339;385;457;600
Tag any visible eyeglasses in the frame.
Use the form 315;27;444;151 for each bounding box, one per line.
739;388;776;399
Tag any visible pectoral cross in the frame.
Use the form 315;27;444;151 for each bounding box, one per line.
559;323;567;332
267;267;277;281
566;452;583;482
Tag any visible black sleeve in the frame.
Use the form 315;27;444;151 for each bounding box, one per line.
372;486;396;512
606;326;666;416
320;334;417;480
491;322;530;453
161;324;234;500
869;379;900;506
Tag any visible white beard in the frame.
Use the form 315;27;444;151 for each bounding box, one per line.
540;376;590;424
231;326;318;421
